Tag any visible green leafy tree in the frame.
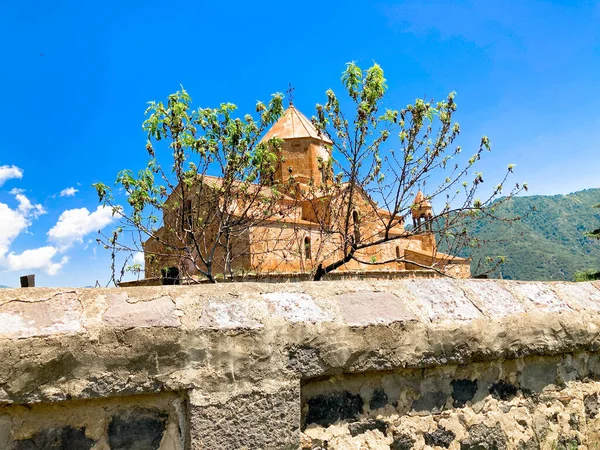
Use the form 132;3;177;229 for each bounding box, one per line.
575;203;600;281
94;89;291;284
308;62;524;280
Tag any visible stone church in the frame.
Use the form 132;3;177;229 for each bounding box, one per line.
142;105;470;281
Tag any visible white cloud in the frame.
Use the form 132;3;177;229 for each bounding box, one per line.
5;247;68;275
14;193;46;218
48;205;116;250
133;252;145;265
0;191;60;275
0;172;116;277
59;187;78;197
0;165;23;187
0;202;29;256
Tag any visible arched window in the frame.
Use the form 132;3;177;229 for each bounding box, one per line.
352;210;360;242
304;236;312;260
395;246;400;260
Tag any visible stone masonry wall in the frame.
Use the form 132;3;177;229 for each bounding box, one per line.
301;353;600;449
1;279;600;449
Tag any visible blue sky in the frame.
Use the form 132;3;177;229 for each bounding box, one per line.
0;0;599;287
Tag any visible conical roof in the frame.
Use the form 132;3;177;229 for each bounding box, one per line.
414;191;431;205
260;105;333;144
412;190;432;218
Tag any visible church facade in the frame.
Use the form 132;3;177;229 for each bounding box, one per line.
142;105;470;281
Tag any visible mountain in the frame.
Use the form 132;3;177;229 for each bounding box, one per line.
462;188;600;281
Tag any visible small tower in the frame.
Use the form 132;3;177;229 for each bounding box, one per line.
259;105;332;190
412;190;433;231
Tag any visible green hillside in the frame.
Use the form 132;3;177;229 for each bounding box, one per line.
462;188;600;281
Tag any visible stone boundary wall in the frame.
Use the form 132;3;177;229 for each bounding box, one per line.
117;269;439;287
0;279;600;449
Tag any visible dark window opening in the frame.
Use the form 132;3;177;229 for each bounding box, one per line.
161;267;180;285
395;246;400;260
352;210;360;242
304;236;312;260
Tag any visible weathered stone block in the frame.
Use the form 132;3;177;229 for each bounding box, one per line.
424;426;455;448
452;379;478;407
108;408;168;450
460;423;507;450
488;380;518;401
390;433;415;450
336;291;415;325
411;391;448;414
369;387;388;410
305;390;364;428
12;426;94;450
347;418;387;437
190;384;300;449
584;393;599;418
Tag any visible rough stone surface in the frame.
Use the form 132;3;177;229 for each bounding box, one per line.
0;393;183;450
452;378;478;407
189;383;300;450
390;433;416;450
370;387;388;410
411;391;448;414
424;427;456;448
0;292;82;339
460;424;508;450
300;351;600;449
108;408;168;450
305;391;364;428
347;419;388;437
102;293;180;328
0;280;600;448
336;291;415;325
12;426;94;450
584;393;598;418
489;380;519;401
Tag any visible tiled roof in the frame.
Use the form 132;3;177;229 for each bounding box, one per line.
260;105;333;144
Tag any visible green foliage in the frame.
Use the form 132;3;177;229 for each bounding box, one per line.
574;269;600;281
94;86;286;284
462;188;600;281
310;61;521;279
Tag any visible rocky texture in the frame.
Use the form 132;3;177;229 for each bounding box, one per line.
12;426;94;450
300;352;600;449
189;383;300;450
0;279;599;448
0;393;184;449
108;407;168;450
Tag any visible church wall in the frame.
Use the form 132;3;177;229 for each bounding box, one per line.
277;137;315;184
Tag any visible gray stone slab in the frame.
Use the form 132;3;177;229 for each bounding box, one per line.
102;293;179;328
459;280;527;318
261;292;332;323
552;282;600;312
506;282;572;313
403;279;483;321
198;299;264;329
336;291;415;326
0;292;83;339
